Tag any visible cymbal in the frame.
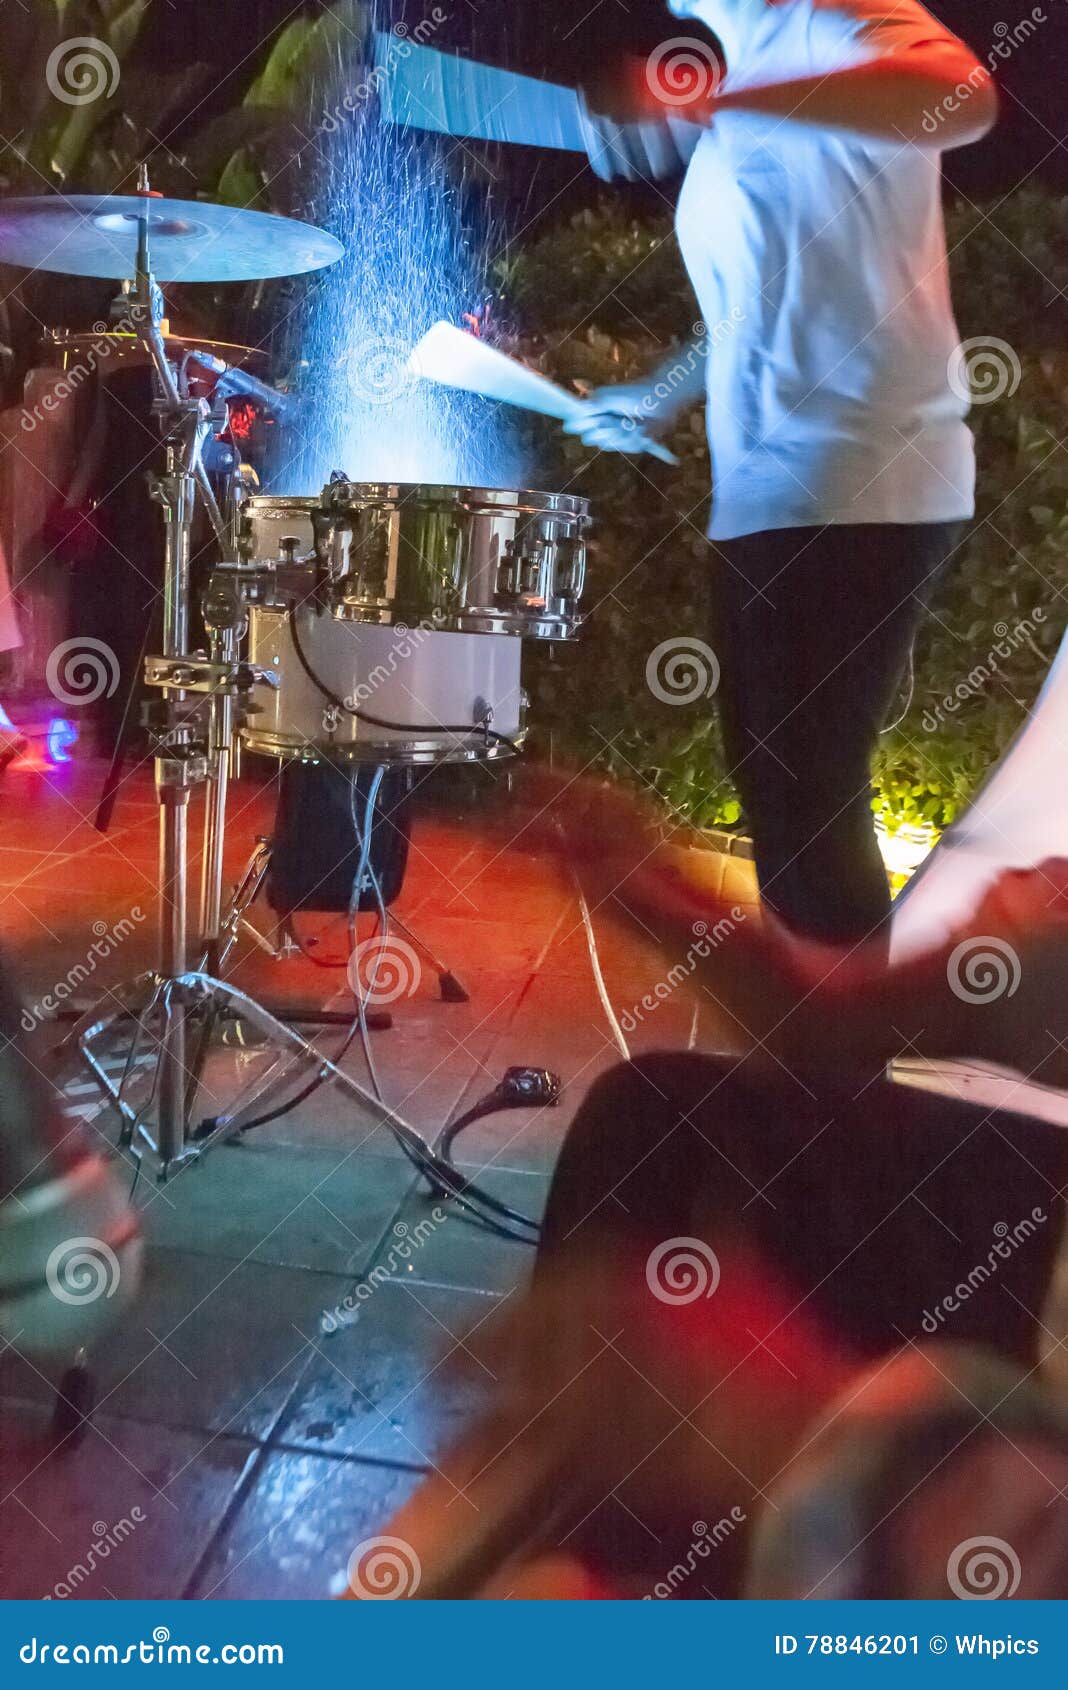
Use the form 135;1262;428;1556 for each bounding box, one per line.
0;196;343;282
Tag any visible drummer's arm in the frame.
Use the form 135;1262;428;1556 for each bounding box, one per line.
707;39;997;150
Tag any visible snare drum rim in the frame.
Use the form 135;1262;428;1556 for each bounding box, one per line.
240;495;323;515
321;481;590;521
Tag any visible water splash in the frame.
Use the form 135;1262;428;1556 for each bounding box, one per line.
272;23;524;494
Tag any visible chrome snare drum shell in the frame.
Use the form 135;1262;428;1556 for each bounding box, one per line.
236;494;319;565
320;482;589;640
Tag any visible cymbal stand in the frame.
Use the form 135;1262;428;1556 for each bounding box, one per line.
62;198;449;1187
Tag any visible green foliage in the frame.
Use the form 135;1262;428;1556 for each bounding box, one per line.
0;0;368;202
509;191;1068;835
0;0;369;395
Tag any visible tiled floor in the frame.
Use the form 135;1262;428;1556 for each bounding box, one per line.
0;753;757;1600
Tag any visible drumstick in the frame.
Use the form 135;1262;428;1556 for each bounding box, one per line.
409;321;679;466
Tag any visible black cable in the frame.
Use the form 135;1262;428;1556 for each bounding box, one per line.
439;1098;496;1164
288;613;522;755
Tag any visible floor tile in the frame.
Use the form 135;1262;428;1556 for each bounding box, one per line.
273;1280;500;1468
144;1140;417;1277
0;751;754;1600
384;1173;546;1296
0;1401;256;1600
0;1248;351;1443
192;1450;423;1600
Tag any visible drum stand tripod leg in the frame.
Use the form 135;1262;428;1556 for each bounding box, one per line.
386;911;470;1003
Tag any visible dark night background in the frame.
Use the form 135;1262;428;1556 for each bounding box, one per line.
140;0;1067;200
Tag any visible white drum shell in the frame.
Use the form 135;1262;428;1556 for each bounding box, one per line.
243;609;524;764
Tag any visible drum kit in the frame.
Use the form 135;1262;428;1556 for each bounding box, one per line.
0;174;590;1195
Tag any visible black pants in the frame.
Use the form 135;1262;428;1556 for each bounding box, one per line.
540;1055;1068;1370
715;522;963;944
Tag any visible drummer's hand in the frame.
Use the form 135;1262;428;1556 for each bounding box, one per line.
580;54;670;125
563;383;666;454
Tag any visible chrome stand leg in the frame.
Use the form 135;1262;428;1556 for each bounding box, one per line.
387;911;470;1004
199;627;238;969
157;787;192;1168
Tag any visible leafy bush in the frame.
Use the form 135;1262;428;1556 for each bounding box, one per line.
506;190;1068;835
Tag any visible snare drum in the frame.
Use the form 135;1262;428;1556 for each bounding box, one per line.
319;482;589;640
242;607;525;765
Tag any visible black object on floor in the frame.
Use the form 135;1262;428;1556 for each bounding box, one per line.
267;762;411;915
